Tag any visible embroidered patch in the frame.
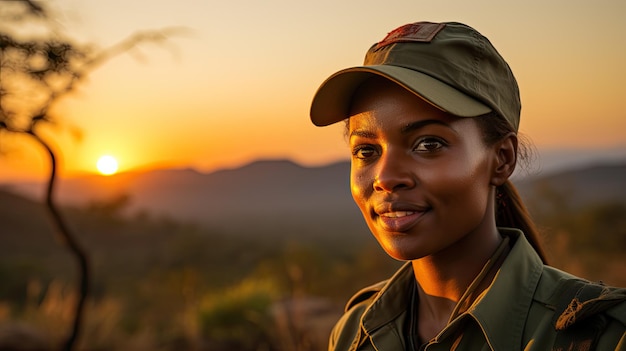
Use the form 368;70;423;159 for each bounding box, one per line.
374;22;446;50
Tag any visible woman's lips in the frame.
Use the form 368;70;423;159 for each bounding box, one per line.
380;211;415;218
377;209;429;232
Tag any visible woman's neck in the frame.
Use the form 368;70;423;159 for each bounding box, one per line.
411;229;508;341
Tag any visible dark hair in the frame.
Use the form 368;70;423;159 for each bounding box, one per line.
475;113;549;264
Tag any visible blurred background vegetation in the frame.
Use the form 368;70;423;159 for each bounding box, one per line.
0;187;399;350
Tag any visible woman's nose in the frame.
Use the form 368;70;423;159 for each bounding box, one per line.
373;151;416;192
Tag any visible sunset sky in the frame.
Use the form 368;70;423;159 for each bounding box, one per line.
1;0;625;182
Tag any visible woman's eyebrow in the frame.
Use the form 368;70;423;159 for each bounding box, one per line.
401;119;449;134
349;119;450;139
349;129;377;139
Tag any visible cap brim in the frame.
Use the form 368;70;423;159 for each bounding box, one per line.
310;65;491;126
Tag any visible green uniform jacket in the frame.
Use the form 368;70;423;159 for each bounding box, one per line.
329;229;626;351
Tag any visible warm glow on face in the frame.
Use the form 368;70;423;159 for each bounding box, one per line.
96;155;119;176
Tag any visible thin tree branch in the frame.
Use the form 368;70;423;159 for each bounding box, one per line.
27;128;90;351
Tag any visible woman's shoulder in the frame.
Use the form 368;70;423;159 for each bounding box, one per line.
534;265;626;320
531;265;626;350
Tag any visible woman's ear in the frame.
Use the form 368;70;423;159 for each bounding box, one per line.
491;132;518;186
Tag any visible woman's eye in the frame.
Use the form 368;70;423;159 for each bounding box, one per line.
414;138;445;152
352;145;377;159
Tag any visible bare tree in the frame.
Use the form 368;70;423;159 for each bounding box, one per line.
0;1;182;350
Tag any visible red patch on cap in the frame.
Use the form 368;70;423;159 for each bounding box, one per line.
375;22;446;50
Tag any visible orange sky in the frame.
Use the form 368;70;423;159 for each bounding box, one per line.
1;0;625;182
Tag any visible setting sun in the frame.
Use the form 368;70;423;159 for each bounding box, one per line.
96;155;119;176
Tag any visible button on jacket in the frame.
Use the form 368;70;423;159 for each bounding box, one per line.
329;229;626;351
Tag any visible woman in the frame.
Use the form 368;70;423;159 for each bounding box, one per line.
309;21;625;351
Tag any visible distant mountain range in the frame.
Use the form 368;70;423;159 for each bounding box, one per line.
2;158;626;234
1;160;364;237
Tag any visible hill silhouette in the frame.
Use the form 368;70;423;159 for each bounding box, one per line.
2;160;366;240
516;162;626;211
3;159;626;233
0;158;624;261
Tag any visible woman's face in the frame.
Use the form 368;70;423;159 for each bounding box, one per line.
348;78;499;261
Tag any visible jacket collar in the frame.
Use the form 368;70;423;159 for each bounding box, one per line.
466;228;544;351
361;261;414;332
358;228;544;351
360;262;413;350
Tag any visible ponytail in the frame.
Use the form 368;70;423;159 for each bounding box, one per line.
474;112;548;264
496;180;549;264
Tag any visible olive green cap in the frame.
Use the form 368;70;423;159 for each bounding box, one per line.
310;22;521;131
